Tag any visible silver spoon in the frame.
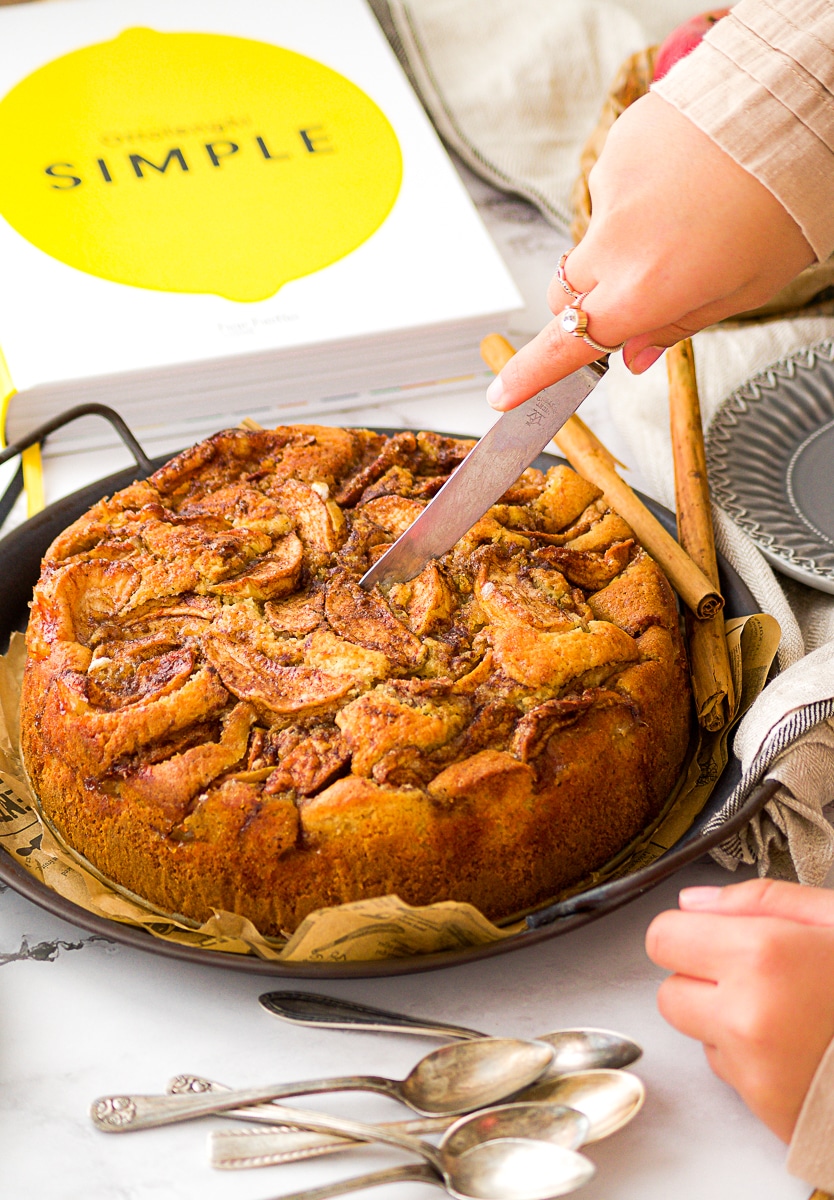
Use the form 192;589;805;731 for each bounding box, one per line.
259;991;642;1076
254;1151;590;1200
211;1101;590;1170
90;1037;555;1132
208;1101;596;1200
170;1070;640;1162
520;1070;645;1142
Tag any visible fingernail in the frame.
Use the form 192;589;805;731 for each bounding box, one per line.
486;376;505;409
678;886;723;910
627;346;664;375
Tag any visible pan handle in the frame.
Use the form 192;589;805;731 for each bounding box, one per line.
0;404;154;532
0;403;154;475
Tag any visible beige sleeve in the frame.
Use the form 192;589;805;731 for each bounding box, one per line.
786;1035;834;1191
651;0;834;263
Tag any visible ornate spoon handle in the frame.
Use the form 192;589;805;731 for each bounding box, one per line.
90;1074;401;1133
210;1116;453;1170
96;1095;445;1174
170;1074;450;1144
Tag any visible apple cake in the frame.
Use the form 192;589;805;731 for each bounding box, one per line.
20;424;691;935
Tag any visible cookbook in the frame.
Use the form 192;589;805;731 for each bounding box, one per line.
0;0;521;451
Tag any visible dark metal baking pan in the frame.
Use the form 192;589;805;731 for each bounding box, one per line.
0;426;776;976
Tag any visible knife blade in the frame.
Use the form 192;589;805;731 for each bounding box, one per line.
360;358;608;591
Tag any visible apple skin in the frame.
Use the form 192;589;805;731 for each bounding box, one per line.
653;9;731;81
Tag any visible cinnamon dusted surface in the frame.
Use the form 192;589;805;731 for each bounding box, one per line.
20;425;690;935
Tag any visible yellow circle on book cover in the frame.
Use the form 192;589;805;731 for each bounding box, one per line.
0;27;403;301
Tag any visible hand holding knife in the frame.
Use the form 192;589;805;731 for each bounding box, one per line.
360;335;723;621
360;355;608;591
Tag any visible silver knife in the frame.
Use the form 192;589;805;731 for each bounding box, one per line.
360;358;608;591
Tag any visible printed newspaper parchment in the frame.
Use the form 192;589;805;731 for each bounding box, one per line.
0;614;780;963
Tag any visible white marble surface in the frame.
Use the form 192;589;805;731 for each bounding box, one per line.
0;160;810;1200
0;858;809;1200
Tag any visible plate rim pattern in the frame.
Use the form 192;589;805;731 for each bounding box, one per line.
706;336;834;591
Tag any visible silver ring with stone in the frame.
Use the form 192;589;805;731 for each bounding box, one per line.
560;295;624;355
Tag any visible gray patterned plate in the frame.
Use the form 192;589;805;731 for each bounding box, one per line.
707;338;834;593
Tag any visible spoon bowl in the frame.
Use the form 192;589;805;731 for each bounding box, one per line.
401;1039;556;1116
450;1139;595;1200
440;1103;590;1158
520;1069;645;1141
535;1029;641;1076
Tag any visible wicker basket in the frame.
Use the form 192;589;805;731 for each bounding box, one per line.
570;47;834;320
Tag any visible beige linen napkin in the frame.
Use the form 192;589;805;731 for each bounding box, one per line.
606;320;834;884
371;0;701;230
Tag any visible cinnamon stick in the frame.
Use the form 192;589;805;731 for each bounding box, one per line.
480;335;724;621
667;339;735;729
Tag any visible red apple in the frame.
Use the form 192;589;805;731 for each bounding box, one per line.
653;8;730;81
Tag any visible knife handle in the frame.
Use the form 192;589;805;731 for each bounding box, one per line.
482;335;618;468
482;337;616;472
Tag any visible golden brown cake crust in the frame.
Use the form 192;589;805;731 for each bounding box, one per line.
20;425;691;935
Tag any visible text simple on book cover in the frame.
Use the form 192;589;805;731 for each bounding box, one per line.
0;0;519;422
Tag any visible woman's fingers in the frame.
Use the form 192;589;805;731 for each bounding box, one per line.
655;973;722;1045
618;270;813;372
678;878;834;927
485;315;602;410
490;91;815;408
487;269;656;411
645;910;782;981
